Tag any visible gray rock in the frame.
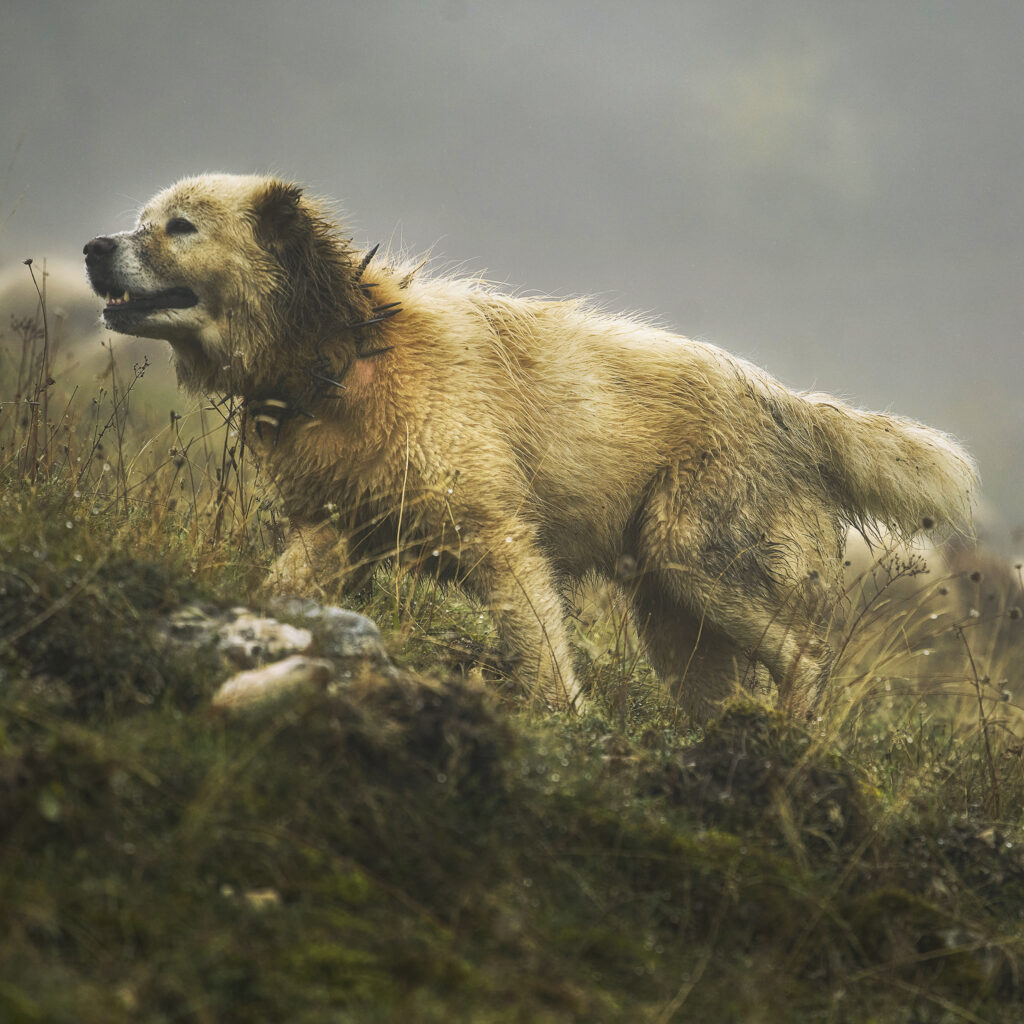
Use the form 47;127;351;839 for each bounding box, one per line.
161;605;315;668
212;656;334;710
267;597;391;666
216;612;313;668
161;603;222;645
158;598;396;712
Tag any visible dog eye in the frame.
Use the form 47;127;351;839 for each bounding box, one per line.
166;217;197;236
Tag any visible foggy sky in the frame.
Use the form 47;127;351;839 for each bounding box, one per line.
2;0;1021;545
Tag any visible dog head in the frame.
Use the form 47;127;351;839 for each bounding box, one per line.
84;174;352;394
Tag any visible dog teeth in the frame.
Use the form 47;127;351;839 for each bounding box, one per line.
106;291;132;306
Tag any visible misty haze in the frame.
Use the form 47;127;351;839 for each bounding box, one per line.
2;1;1021;545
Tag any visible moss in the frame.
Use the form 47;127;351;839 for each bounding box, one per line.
1;487;1024;1021
842;885;1018;1002
639;700;872;853
0;492;217;715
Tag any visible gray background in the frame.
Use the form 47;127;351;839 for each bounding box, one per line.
2;0;1020;549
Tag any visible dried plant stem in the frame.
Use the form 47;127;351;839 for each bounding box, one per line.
956;624;1000;816
22;259;51;480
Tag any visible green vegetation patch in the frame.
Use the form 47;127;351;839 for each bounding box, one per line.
2;494;1023;1023
1;307;1023;1020
0;487;214;714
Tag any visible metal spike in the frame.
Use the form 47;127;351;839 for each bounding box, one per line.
312;371;347;391
354;242;380;281
373;301;402;314
347;306;401;329
356;344;394;359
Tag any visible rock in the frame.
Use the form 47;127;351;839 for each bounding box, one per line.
161;603;222;644
267;597;391;666
211;655;334;710
160;598;397;712
162;605;313;668
216;612;313;668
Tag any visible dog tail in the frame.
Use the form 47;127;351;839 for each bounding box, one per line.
798;392;977;539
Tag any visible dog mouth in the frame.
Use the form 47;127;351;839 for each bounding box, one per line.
103;286;199;314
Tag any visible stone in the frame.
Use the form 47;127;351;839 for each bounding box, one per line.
159;598;397;712
211;655;334;710
216;612;313;668
267;597;391;666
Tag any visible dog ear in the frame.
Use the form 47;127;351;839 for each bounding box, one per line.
253;180;306;250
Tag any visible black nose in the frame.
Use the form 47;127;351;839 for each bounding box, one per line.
83;236;116;262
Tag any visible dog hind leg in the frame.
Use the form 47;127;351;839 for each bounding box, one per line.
630;576;753;722
634;494;835;718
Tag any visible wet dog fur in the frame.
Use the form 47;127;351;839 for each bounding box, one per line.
84;174;976;716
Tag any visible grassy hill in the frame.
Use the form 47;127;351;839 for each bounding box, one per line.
2;269;1023;1022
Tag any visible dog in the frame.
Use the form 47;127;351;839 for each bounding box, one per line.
84;173;976;717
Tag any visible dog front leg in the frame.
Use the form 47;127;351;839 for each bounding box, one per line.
469;542;584;712
261;520;348;598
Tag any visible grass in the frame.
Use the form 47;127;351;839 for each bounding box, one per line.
1;264;1024;1022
